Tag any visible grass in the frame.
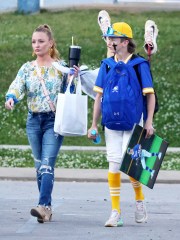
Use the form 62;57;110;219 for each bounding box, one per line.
0;148;179;170
0;9;179;147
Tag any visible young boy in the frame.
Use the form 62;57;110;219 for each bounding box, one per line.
88;22;156;227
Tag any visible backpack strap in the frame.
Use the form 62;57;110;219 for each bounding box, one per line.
128;56;148;88
102;57;116;68
102;56;147;69
127;56;147;67
102;56;148;82
101;57;117;76
130;55;159;115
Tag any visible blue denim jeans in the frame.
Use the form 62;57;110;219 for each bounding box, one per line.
26;112;63;207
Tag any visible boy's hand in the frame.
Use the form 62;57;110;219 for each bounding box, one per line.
87;127;98;139
144;121;155;138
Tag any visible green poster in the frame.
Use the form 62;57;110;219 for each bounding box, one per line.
120;124;169;189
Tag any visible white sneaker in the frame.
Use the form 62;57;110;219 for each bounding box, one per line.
135;201;148;223
98;10;111;38
144;20;158;55
104;210;123;227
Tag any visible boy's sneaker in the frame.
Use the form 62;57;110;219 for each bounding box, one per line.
135;200;148;223
30;205;52;223
144;20;158;55
98;10;111;37
104;210;123;227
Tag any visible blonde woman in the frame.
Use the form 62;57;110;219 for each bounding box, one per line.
5;24;79;223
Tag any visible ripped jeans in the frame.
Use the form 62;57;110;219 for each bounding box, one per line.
26;112;63;207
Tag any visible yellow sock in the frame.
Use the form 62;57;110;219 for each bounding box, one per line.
129;176;144;201
108;172;121;213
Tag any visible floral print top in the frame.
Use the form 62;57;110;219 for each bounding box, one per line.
6;60;68;113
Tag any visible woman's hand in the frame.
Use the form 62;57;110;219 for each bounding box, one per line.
73;65;80;77
69;65;80;77
68;65;80;83
5;98;14;110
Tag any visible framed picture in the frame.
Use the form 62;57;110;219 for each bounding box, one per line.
120;124;169;189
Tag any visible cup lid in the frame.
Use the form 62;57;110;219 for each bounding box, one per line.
70;45;81;49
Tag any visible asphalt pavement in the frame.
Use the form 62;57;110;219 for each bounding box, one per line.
0;181;179;240
0;146;179;239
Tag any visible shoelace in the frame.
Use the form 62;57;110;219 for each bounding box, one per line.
110;210;119;218
136;201;144;212
99;17;110;34
145;27;154;47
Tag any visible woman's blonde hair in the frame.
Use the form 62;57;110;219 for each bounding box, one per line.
33;24;60;60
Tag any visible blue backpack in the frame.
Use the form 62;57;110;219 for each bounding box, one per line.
101;57;147;131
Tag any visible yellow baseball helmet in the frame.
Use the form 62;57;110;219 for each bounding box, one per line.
103;22;133;39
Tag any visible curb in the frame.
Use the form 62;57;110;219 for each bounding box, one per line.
0;167;180;184
0;145;180;152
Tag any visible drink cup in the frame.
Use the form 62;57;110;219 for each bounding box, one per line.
69;45;81;68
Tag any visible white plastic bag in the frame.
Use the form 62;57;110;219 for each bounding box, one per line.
52;61;98;100
80;67;99;100
54;75;88;136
